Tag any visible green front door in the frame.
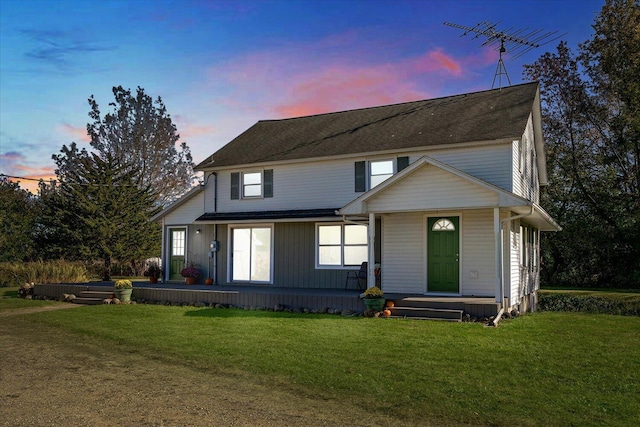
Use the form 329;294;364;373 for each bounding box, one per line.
427;217;459;293
169;228;186;280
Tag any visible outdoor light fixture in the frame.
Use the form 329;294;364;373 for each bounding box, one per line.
196;229;201;234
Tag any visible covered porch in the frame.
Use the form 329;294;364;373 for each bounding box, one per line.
33;282;501;319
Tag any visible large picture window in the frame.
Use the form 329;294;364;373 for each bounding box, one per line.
317;224;368;268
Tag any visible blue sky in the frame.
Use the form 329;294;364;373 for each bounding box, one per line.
0;0;603;192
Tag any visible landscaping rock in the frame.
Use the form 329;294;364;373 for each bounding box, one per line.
18;283;34;298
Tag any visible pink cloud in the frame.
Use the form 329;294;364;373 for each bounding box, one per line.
205;30;492;122
59;123;91;143
174;115;216;141
275;65;426;117
1;151;56;193
413;49;463;76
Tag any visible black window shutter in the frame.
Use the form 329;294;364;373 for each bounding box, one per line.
230;172;240;200
397;156;410;172
264;169;273;198
354;161;366;192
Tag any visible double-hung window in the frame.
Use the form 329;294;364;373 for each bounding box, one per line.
231;170;273;199
370;160;394;188
317;223;368;268
355;156;409;192
243;172;262;198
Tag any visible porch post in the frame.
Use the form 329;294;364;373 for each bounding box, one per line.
494;207;502;304
368;212;376;288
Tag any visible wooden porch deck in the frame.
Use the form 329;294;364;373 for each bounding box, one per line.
33;282;501;318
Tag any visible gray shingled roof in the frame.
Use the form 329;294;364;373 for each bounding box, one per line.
195;82;539;170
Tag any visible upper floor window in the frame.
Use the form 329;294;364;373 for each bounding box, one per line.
243;172;262;198
231;170;273;200
370;160;394;188
355;156;409;192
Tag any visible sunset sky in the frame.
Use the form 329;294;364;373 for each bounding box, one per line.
0;0;603;192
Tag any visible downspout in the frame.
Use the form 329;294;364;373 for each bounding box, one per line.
161;218;166;282
498;205;535;308
212;172;218;284
202;171;218;284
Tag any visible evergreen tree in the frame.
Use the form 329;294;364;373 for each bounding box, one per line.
43;144;161;280
0;176;38;262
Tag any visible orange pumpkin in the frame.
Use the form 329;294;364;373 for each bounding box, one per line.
383;309;391;317
385;301;395;308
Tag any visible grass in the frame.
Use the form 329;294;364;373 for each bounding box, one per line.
0;287;55;310
0;260;88;287
8;296;639;427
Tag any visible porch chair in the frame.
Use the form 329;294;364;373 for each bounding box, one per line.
345;262;368;290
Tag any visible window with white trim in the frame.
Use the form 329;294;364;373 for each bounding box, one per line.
242;172;262;198
317;223;368;268
369;160;394;188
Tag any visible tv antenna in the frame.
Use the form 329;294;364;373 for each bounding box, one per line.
444;21;565;89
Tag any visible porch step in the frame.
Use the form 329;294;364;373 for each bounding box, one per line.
71;290;115;305
390;306;463;322
71;297;105;305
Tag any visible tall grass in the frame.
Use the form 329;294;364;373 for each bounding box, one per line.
0;260;88;287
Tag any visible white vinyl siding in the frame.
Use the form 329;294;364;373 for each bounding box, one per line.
512;115;540;203
367;165;498;213
381;213;425;293
382;210;496;296
461;210;495;296
508;218;521;304
428;144;512;191
208;143;515;214
214;158;356;212
163;191;204;225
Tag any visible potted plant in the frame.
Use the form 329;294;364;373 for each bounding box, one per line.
180;265;201;285
144;262;161;284
113;279;133;303
362;286;385;311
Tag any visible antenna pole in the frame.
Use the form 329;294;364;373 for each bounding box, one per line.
444;21;564;89
492;40;511;89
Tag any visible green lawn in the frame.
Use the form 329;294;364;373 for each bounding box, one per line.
0;287;55;311
7;296;639;427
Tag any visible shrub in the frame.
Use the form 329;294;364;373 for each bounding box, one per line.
0;260;89;287
538;292;640;316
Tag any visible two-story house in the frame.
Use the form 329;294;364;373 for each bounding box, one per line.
153;82;559;313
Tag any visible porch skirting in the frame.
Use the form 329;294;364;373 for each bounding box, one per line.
33;283;365;312
33;283;501;318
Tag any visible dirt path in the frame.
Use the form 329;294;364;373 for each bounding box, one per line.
0;307;411;427
0;303;82;318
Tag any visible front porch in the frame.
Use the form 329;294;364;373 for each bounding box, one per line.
33;282;501;319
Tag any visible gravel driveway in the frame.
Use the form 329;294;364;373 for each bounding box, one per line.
1;305;408;426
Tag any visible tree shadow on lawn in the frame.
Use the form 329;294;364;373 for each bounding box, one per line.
183;307;364;321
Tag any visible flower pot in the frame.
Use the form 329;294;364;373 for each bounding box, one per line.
205;278;213;285
363;297;385;311
185;277;196;285
114;288;132;303
149;277;158;284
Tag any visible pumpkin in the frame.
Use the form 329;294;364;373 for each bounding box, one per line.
383;309;391;317
385;300;395;308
